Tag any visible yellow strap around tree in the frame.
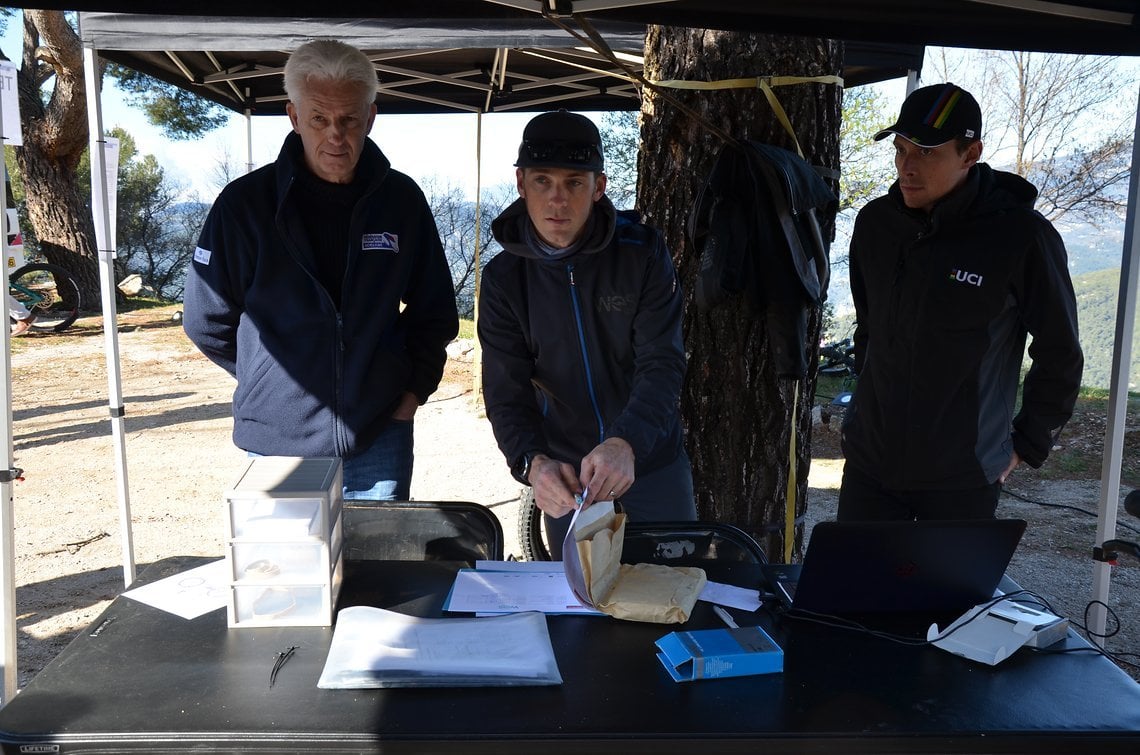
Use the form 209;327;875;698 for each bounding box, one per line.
650;75;844;159
784;382;799;563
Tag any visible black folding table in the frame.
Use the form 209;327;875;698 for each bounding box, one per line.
0;556;1137;754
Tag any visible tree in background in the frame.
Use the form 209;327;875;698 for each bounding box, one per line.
639;28;842;559
76;128;206;301
422;177;514;318
926;48;1134;227
6;10;99;306
838;86;894;213
600;110;639;210
0;9;229;309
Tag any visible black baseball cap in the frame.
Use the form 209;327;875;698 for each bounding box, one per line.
515;109;604;172
874;83;982;148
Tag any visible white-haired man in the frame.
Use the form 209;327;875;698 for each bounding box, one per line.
184;40;458;500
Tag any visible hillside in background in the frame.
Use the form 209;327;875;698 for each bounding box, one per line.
1073;266;1139;391
824;218;1137;391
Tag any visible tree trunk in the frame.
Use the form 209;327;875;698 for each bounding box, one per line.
13;11;100;308
639;28;842;561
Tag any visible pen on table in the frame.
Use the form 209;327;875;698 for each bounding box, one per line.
713;605;739;629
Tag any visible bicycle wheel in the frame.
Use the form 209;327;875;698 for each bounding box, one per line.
9;263;82;333
517;489;553;561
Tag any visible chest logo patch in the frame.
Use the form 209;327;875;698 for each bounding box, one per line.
949;268;984;287
193;246;212;265
363;232;400;253
596;293;636;313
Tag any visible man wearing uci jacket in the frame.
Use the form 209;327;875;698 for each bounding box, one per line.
839;83;1083;521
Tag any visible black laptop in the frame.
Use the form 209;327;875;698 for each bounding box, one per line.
763;519;1027;616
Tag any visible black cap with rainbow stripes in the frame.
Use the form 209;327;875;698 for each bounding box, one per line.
874;83;982;148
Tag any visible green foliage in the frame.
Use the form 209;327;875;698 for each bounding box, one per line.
107;64;230;140
74;126;205;299
457;318;475;341
1072;267;1140;391
839;87;894;212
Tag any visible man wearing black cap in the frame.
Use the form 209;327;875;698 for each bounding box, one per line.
478;110;696;552
838;83;1083;521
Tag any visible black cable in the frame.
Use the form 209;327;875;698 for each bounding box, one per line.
781;592;1028;648
780;589;1137;673
1002;487;1140;536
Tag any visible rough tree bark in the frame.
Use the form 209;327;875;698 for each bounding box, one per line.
12;11;100;307
639;28;842;560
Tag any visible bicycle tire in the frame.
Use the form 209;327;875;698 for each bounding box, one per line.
9;262;82;333
517;488;553;561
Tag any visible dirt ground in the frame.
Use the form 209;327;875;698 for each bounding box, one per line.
5;304;1139;690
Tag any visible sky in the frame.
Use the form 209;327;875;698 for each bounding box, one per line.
115;104;556;202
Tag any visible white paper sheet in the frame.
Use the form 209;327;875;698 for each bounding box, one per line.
700;580;764;611
445;568;603;615
121;559;229;619
317;606;562;688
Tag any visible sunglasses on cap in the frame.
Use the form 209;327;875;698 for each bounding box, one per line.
520;140;602;167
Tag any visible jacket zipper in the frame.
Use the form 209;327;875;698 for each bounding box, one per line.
278;177;349;457
567;263;606;446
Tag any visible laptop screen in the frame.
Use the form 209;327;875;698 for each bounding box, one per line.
767;519;1027;616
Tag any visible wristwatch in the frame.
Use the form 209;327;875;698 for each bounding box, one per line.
511;451;540;486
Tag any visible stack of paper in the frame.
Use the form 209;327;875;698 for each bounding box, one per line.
317;606;562;688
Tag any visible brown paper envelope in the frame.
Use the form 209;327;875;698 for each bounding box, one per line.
576;512;626;606
596;563;707;624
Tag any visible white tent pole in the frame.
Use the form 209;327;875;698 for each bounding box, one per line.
472;110;484;403
83;46;135;588
1089;83;1140;642
245;101;254;174
0;83;19;704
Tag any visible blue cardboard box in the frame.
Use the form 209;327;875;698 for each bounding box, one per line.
655;625;783;682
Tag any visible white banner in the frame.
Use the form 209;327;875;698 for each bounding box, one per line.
103;136;120;250
0;60;21;147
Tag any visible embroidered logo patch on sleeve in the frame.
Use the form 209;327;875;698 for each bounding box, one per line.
193;246;212;265
362;232;400;253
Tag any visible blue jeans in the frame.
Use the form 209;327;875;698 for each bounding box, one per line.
342;420;414;502
246;419;414;502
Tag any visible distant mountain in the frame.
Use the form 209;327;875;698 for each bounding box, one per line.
1056;220;1127;276
825;212;1137;391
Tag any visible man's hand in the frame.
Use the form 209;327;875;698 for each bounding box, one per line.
579;437;635;507
391;391;419;421
529;455;582;519
999;450;1022;484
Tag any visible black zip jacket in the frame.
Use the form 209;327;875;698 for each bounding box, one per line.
842;163;1083;489
478;197;686;476
183;132;459;457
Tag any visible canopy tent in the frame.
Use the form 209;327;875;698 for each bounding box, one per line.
78;13;922;116
0;0;1133;705
18;0;1140;56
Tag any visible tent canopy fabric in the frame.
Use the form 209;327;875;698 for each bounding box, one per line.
25;0;1140;56
77;14;922;116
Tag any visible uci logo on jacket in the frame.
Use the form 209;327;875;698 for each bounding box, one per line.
949;268;984;287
